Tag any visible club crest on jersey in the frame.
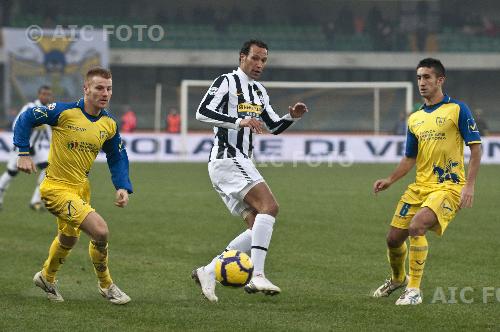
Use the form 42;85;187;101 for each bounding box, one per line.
33;107;48;120
435;117;447;127
47;103;56;110
467;119;479;133
100;130;108;139
238;103;262;118
208;87;218;95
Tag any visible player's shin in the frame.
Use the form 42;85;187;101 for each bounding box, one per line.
89;240;113;289
388;242;408;283
205;229;252;278
251;214;275;276
408;236;428;289
30;169;46;205
42;236;72;282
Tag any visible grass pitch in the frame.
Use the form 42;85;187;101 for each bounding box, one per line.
0;162;498;331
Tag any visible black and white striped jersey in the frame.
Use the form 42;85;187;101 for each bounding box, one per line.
12;99;52;152
196;67;298;161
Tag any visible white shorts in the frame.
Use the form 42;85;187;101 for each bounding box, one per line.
6;145;49;171
208;158;264;217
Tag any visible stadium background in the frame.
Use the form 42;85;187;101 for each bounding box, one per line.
0;1;499;331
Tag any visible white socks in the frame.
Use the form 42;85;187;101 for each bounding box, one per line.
205;229;252;277
30;169;45;205
251;214;275;276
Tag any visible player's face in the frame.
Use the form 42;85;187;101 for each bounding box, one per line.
38;89;53;105
416;66;444;99
240;45;268;80
84;75;112;109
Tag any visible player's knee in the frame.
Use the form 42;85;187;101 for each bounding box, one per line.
386;234;404;248
92;222;109;242
261;201;279;217
408;222;426;236
58;234;78;248
7;169;18;177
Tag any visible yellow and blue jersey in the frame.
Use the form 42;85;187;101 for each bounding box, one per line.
405;94;481;186
14;98;133;193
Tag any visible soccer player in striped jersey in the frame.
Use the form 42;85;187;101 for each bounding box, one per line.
15;68;133;304
192;39;308;302
0;86;53;210
372;58;482;305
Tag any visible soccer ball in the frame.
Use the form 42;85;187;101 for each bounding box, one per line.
215;250;253;287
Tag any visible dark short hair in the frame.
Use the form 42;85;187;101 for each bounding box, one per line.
417;58;446;77
38;85;51;93
239;39;268;63
85;67;112;81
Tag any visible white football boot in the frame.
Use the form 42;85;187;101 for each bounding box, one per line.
99;283;131;305
244;274;281;295
33;271;64;302
373;275;409;297
395;288;422;305
192;267;218;303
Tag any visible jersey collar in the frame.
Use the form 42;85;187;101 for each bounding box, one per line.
420;94;451;113
235;67;254;84
77;97;105;122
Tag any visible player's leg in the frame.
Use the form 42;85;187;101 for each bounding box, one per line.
80;211;130;305
243;182;281;295
396;207;437;305
30;162;48;210
0;150;19;208
373;199;418;298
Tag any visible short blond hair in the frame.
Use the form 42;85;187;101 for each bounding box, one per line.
85;67;112;82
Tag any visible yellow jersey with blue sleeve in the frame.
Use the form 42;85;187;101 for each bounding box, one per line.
405;94;481;187
13;98;133;193
391;95;482;236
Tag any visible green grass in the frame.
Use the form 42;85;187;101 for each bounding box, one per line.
0;162;498;331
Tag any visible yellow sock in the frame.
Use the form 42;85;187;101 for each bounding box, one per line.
89;240;113;289
408;235;428;289
387;242;407;283
42;236;72;283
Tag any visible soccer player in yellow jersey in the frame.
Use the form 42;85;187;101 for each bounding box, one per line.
372;58;482;305
14;68;133;304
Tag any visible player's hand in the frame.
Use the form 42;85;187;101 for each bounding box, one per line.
239;118;263;134
459;184;474;209
115;189;129;208
373;178;391;194
288;102;309;118
17;156;37;174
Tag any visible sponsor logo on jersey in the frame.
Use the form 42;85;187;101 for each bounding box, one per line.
467;119;479;133
208;87;218;95
33;107;48;120
237;103;262;117
66;124;86;132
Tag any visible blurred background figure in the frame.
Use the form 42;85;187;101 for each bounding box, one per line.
474;108;489;136
393;111;407;136
166;107;180;133
121;106;137;133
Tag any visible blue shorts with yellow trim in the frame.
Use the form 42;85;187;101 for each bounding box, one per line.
390;184;461;236
40;178;95;237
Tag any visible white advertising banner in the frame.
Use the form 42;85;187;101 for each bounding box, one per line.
1;132;499;164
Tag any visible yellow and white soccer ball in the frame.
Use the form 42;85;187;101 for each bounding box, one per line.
215;250;253;287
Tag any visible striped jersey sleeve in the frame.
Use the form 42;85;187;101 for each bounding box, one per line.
254;82;297;135
196;75;241;130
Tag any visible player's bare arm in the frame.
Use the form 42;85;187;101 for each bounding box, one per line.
115;189;129;208
288;102;309;118
460;143;482;209
373;157;416;193
17;155;37;174
239;118;263;134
